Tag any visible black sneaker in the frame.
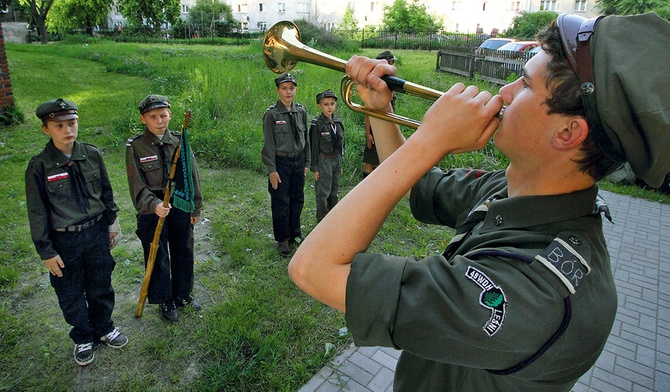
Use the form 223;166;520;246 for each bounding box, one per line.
159;301;179;322
73;342;94;366
100;327;128;349
175;295;202;311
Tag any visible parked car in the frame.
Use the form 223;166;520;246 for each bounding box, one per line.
496;41;540;53
475;38;517;54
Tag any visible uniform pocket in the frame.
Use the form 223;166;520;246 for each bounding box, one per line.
139;160;164;188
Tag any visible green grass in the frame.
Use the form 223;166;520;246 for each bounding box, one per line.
1;39;669;391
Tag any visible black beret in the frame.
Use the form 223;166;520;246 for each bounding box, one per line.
316;89;337;104
558;12;670;187
36;98;78;123
138;94;171;114
274;73;297;87
376;50;397;61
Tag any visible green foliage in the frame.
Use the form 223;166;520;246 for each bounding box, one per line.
383;0;442;34
0;104;25;126
340;5;359;33
596;0;663;15
117;0;180;31
505;11;559;39
46;0;113;35
292;19;354;50
186;0;237;37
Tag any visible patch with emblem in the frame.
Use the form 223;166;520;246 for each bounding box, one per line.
47;172;69;182
139;155;158;163
276;120;287;125
535;237;590;294
465;266;507;336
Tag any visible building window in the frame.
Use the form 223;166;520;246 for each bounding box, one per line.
258;21;268;30
574;0;587;11
238;3;248;13
348;2;356;11
510;1;520;11
278;2;286;12
297;2;308;13
482;1;487;11
241;21;249;31
259;3;264;12
370;1;380;11
540;0;557;10
181;4;189;13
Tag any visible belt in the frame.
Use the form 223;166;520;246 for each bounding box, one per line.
276;151;301;158
54;214;103;232
320;152;340;159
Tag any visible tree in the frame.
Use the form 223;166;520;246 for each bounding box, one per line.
383;0;442;34
47;0;113;36
505;11;558;39
186;0;235;37
340;5;358;31
117;0;180;33
596;0;661;15
19;0;55;43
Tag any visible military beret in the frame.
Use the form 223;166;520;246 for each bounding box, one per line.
316;89;337;104
558;12;670;188
274;73;297;87
376;50;397;61
138;94;171;114
36;98;78;123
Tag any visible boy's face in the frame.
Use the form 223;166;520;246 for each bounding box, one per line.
42;119;78;153
276;82;297;106
317;97;337;117
140;108;172;136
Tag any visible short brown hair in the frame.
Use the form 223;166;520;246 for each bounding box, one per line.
536;22;619;181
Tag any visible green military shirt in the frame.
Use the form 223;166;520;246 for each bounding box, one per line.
309;113;345;172
125;127;203;216
261;100;311;174
345;168;617;391
25;140;119;260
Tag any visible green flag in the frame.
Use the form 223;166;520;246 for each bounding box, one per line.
172;127;195;213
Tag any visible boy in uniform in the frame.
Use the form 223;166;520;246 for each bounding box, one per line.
261;73;311;256
125;95;203;322
25;98;127;367
309;89;345;222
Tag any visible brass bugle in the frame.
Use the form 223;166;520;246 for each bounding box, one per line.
263;21;444;129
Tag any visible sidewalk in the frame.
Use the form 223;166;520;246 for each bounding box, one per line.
299;190;670;392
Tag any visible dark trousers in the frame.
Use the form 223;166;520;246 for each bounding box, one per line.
136;207;194;304
269;155;305;242
315;155;342;222
51;219;115;344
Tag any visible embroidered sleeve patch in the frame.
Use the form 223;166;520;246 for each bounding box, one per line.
139;155;158;163
465;266;507;336
47;172;69;182
535;237;591;295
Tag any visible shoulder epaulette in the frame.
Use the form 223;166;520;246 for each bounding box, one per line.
266;104;277;111
27;154;40;170
535;234;592;295
126;134;142;147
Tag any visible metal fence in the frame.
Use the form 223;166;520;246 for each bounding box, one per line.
436;49;537;85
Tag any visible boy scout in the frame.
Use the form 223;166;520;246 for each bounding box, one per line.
25;98;127;366
261;73;311;256
289;13;670;391
125;95;203;322
309;89;345;222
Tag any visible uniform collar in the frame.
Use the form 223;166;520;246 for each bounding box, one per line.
276;100;296;113
480;185;600;233
143;126;177;145
46;140;86;168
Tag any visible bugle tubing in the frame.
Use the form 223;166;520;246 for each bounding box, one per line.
263;21;444;129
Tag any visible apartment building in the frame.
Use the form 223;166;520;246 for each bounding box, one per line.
109;0;601;35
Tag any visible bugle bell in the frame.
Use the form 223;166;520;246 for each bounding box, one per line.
263;21;444;129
